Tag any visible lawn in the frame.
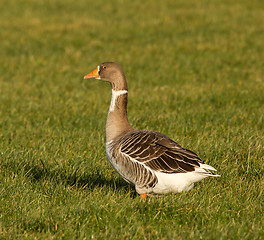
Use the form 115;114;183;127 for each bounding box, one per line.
0;0;263;239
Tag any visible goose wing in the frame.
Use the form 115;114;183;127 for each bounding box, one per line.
120;130;203;174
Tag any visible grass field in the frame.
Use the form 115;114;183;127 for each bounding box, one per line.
0;0;264;239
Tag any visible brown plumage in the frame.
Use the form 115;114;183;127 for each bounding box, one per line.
84;62;220;197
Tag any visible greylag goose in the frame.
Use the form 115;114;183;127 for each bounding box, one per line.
84;62;220;199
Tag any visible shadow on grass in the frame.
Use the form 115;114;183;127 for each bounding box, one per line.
3;159;137;198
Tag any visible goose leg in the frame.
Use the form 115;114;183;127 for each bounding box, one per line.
140;193;147;200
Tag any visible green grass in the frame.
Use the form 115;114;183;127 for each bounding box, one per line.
1;0;264;239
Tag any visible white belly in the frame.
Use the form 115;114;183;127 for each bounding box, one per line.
152;171;208;194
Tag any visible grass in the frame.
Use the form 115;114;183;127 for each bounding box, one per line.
0;0;264;239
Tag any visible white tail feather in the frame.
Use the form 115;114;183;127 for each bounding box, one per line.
195;163;220;177
199;163;217;171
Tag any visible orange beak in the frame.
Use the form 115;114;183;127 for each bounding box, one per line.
84;67;99;79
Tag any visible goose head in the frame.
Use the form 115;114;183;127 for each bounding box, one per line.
84;62;128;91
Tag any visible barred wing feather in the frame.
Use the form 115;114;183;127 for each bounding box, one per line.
120;130;204;174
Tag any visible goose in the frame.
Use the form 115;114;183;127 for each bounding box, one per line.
84;62;220;199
